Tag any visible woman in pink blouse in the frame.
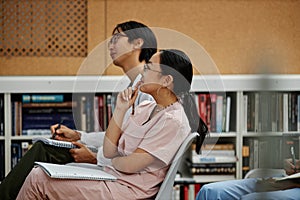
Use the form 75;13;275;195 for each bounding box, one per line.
16;49;208;200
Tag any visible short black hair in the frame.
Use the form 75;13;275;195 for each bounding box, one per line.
112;21;157;63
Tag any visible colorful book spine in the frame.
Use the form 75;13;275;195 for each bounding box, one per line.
210;94;217;132
225;96;231;132
192;155;237;163
94;96;100;132
22;94;64;103
216;95;223;133
98;95;105;131
198;94;207;124
80;96;87;131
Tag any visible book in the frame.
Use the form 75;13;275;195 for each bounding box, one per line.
198;93;207;124
216;95;223;133
283;93;289;132
97;95;105;130
192;155;237;163
225;96;231;132
94;96;100;132
106;94;112;124
32;137;98;153
80;96;87;131
22;94;64;103
242;145;250;177
206;94;211;131
190;162;236;175
200;143;235;150
243;95;248;132
274;172;300;182
210;94;217;132
199;149;235;157
34;161;117;181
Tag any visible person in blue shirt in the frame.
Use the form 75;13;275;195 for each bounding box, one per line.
196;158;300;200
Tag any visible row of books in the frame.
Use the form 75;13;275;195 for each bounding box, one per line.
12;101;77;136
194;93;233;133
190;163;236;175
11;92;235;136
11;93;117;136
243;92;300;132
190;143;237;182
78;94;116;133
6;92;300;137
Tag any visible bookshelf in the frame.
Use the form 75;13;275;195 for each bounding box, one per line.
1;75;300;184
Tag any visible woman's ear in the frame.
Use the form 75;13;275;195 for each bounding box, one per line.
133;38;144;49
162;75;174;87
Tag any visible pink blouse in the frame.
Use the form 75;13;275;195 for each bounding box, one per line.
104;100;191;199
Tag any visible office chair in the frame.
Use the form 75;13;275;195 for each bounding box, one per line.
155;132;199;200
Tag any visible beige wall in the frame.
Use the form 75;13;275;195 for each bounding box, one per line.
1;0;300;75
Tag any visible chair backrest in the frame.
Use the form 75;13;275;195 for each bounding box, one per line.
155;132;198;200
244;168;287;179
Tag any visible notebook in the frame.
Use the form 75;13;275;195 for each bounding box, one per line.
32;137;98;152
274;172;300;182
35;162;117;181
32;137;77;148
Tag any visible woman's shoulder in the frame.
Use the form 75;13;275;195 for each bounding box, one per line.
165;102;187;123
138;100;155;108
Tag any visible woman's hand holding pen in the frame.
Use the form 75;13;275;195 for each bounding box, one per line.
116;86;139;113
50;124;81;142
284;158;300;175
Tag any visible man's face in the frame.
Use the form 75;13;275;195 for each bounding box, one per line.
108;30;133;67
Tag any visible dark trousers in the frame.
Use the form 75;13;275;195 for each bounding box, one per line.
0;141;74;200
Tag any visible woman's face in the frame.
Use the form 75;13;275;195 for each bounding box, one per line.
139;52;164;94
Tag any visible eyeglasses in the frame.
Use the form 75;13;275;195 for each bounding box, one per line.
143;63;162;74
108;33;128;45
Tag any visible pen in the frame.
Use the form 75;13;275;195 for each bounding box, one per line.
131;103;135;115
52;119;64;139
131;89;138;115
290;146;296;172
130;74;142;115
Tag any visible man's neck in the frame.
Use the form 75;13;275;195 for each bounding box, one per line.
125;63;144;83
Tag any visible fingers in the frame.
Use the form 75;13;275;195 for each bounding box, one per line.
72;141;83;148
134;80;142;89
121;87;135;102
69;142;82;154
50;124;59;133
